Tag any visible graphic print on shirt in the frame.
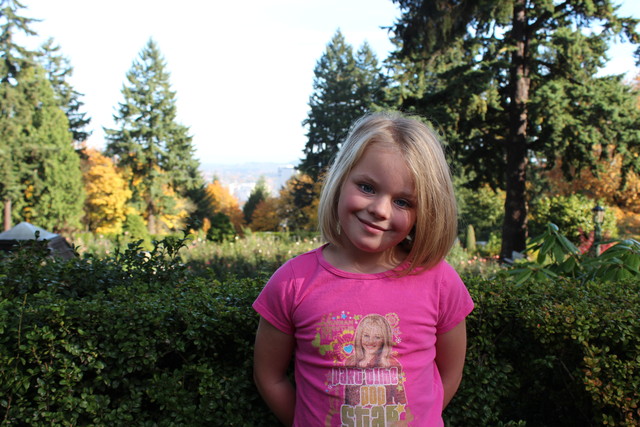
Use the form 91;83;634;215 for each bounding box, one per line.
312;311;413;426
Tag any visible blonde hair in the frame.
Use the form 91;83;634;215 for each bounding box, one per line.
318;111;458;273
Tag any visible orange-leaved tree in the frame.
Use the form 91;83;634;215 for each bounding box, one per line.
250;197;281;232
205;179;245;234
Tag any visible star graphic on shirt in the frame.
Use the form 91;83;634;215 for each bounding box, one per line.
395;404;406;415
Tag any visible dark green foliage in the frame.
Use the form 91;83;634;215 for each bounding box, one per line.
0;0;84;231
243;176;270;225
1;237;638;425
105;38;201;234
300;30;387;181
206;212;236;243
504;223;640;285
0;237;277;425
447;276;640;427
37;38;92;143
390;0;640;260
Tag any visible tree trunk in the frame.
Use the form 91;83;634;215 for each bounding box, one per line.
4;199;11;231
501;0;530;261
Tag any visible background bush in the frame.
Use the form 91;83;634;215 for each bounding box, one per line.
1;239;638;425
529;194;618;244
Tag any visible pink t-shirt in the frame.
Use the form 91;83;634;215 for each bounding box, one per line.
253;246;474;427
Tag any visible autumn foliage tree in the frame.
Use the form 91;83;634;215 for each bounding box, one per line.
205;179;244;234
81;148;131;234
250;197;281;232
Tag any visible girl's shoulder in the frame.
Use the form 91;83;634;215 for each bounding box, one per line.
409;259;461;281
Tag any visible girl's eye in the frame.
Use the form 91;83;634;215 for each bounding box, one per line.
359;183;374;194
394;199;411;208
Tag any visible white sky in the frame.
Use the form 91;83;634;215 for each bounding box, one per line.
21;0;640;166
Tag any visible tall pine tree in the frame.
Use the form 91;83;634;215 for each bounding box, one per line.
0;0;84;231
105;39;201;234
38;38;92;144
300;30;387;181
391;0;640;260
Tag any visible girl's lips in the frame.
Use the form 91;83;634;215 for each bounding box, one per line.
358;217;387;232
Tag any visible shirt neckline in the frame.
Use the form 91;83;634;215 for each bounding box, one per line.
315;244;411;279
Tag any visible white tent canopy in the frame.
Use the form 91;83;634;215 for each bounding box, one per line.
0;222;74;259
0;222;58;240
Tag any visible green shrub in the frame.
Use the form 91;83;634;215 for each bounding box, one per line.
1;237;638;426
206;212;236;243
0;237;277;426
529;194;617;244
457;183;505;242
465;224;477;252
446;277;640;426
504;223;640;285
122;213;151;247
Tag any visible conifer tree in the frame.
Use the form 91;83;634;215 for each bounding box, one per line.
38;38;92;144
243;176;270;225
105;39;201;234
300;30;386;181
391;0;640;260
0;0;84;231
0;0;36;230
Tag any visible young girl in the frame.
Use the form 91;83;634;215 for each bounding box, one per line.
253;111;474;426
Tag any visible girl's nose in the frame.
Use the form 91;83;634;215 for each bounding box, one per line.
368;196;391;219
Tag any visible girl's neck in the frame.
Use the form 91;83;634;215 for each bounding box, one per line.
322;243;407;274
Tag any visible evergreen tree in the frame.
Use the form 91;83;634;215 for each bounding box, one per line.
105;39;201;234
391;0;640;260
243;176;270;225
300;30;386;181
0;0;84;231
38;38;92;144
0;0;37;230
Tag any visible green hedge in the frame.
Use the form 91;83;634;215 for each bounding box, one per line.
1;240;638;425
448;277;639;426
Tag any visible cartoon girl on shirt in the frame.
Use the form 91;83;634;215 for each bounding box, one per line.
344;314;407;406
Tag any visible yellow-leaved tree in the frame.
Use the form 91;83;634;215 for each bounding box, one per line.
81;148;132;234
205;179;245;233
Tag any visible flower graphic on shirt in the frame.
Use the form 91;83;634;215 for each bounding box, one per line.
328;329;356;363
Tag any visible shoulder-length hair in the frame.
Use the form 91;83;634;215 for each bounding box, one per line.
318;111;458;273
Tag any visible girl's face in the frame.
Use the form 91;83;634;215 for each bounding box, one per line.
361;324;384;356
337;142;416;261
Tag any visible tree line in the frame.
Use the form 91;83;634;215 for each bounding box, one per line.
2;0;639;258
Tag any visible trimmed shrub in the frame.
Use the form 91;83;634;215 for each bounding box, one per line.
446;277;640;426
0;238;277;426
1;238;638;425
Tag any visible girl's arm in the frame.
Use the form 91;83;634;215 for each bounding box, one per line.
253;316;296;426
434;319;467;409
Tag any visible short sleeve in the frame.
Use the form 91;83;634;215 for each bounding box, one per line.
436;262;474;334
252;261;296;335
